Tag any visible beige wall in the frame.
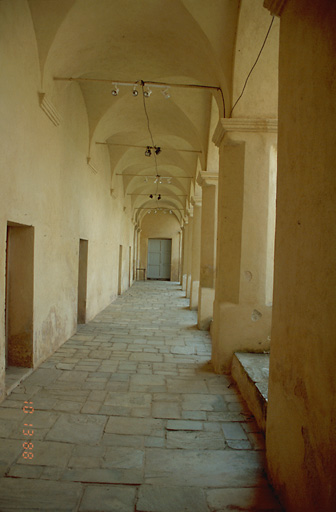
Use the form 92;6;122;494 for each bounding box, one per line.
140;212;181;282
0;2;134;400
266;1;336;510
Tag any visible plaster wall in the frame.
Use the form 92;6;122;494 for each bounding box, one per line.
0;1;134;400
139;212;180;282
232;0;279;118
266;1;336;510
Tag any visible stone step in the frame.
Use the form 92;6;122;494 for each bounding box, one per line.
231;352;269;433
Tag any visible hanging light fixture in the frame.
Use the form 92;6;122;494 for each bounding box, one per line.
143;86;152;97
158;194;161;200
154;146;161;155
111;84;119;96
145;147;152;157
161;87;170;99
132;85;138;96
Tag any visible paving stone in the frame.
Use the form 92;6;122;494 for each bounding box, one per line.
53;400;83;413
68;455;101;468
152;402;180;419
63;467;143;484
167;378;208;394
206;487;282;511
79;484;136;512
102;433;144;448
145;448;266;487
137;485;208;512
46;414;107;444
17;440;73;467
24;369;63;387
0;438;28;466
167;430;225;450
8;463;44;478
182;393;227;412
227;439;252;450
221;422;248;440
130;374;165;386
102;447;144;469
129;353;163;362
105;416;164;436
182;410;207;420
0;478;82;510
166;419;203;431
104;391;151;409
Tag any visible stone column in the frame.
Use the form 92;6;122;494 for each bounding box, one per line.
136;228;141;279
181;220;188;291
178;229;183;284
133;224;138;280
211;118;277;373
186;210;193;298
197;172;218;329
189;197;202;310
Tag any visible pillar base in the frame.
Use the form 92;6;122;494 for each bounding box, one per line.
198;287;215;330
190;280;199;310
211;301;272;373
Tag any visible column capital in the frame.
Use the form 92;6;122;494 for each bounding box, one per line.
197;171;218;188
213;118;278;147
191;196;202;208
263;0;288;17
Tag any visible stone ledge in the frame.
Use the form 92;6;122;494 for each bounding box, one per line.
231;352;269;432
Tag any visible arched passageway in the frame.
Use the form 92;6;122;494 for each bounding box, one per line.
1;0;336;510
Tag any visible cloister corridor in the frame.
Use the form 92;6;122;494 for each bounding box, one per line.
0;281;281;511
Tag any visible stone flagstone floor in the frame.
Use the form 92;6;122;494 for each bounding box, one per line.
0;281;282;511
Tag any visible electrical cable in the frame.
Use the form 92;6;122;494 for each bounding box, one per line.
141;81;160;205
230;16;275;117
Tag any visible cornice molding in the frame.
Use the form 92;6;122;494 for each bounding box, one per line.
213;118;278;147
39;93;61;126
86;157;99;175
197;171;218;188
263;0;288;17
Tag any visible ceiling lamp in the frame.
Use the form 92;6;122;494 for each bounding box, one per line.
169;210;173;214
158;194;161;200
145;147;152;157
161;87;170;99
154;146;161;155
111;84;119;96
132;85;138;97
143;87;152;97
149;194;153;198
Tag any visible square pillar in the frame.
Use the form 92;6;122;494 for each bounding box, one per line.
190;197;202;310
211;118;278;373
181;220;189;291
185;210;193;298
197;172;218;330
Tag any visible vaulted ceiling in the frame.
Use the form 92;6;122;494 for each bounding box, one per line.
27;0;274;225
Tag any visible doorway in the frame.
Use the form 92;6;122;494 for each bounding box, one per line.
147;239;172;280
5;222;34;368
77;239;88;324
